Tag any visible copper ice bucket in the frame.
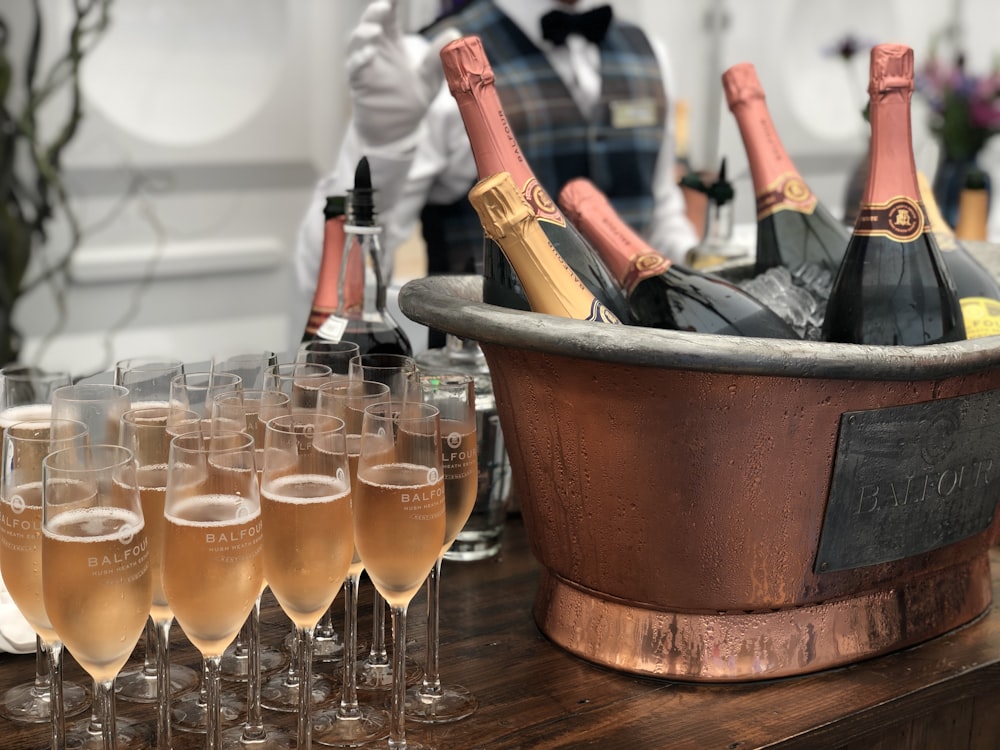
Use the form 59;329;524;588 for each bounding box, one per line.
399;275;1000;682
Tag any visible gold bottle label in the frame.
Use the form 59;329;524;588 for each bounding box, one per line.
960;297;1000;339
756;173;817;220
854;196;926;241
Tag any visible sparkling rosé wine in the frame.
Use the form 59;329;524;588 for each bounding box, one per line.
136;464;170;621
0;482;57;642
260;473;353;629
353;462;445;607
162;495;263;657
42;506;151;682
440;420;478;550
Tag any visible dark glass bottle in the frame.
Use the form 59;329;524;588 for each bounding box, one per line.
559;178;799;339
440;35;631;322
822;45;965;346
723;62;849;276
316;157;412;356
918;171;1000;339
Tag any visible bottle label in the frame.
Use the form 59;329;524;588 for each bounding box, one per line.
755;173;817;220
523;178;565;227
854;196;926;241
316;315;348;343
587;300;622;324
623;253;672;292
960;297;1000;339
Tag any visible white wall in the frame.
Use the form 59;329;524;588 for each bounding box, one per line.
11;0;1000;378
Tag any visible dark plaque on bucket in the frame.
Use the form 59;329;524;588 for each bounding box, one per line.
815;389;1000;573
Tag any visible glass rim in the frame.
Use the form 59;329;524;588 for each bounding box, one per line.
170;371;243;388
51;383;129;402
348;353;417;371
298;340;361;353
0;364;72;381
42;443;134;473
5;418;89;443
363;400;439;421
212;388;290;405
114;356;184;372
121;405;174;423
265;362;334;377
318;379;391;396
266;413;345;435
170;428;255;453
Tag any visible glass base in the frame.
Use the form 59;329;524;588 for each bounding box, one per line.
404;683;477;724
259;672;336;714
220;722;295;749
356;655;422;692
66;713;153;750
115;662;199;703
170;687;245;734
220;643;287;683
312;705;390;748
0;677;89;723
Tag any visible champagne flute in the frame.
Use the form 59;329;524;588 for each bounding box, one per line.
212;389;293;750
292;342;360;662
42;444;153;750
52;383;152;750
114;359;199;708
313;380;391;748
0;366;88;727
406;374;479;723
347;354;421;693
114;357;184;409
261;413;355;749
51;384;130;445
263;363;334;413
0;418;89;747
355;400;445;750
215;351;278;391
169;371;243;417
162;430;264;750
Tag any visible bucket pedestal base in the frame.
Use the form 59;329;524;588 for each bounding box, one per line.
533;555;994;682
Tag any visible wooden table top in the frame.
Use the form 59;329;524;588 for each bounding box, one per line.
2;517;999;749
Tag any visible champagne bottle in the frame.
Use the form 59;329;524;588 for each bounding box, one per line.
722;62;849;275
468;172;621;323
918;171;1000;339
440;35;631;323
559;177;799;338
316;157;412;356
822;45;965;346
302;195;349;341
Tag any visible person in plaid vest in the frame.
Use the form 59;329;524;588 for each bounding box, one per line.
295;0;697;344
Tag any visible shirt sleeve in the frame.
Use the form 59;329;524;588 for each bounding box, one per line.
644;35;700;264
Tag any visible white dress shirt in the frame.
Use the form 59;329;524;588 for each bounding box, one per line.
294;0;697;292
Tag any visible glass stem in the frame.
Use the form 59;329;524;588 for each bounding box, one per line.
205;656;223;750
142;616;157;676
34;635;51;697
389;605;408;750
420;557;443;697
46;641;66;750
297;626;315;750
89;679;102;732
339;571;362;717
316;605;335;640
241;596;267;742
154;618;173;750
285;628;300;687
370;590;388;665
97;678;116;750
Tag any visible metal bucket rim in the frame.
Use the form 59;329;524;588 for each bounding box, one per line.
399;275;1000;381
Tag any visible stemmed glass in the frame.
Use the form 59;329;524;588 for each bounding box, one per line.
52;383;150;750
169;371;243;417
347;355;421;693
114;359;200;709
313;380;391;747
0;366;89;727
41;444;153;750
291;343;358;662
406;374;479;723
212;389;294;750
261;413;355;749
162;430;264;750
354;400;445;750
215;351;278;391
0;418;89;748
264;363;334;413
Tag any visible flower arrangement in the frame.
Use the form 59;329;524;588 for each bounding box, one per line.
916;49;1000;163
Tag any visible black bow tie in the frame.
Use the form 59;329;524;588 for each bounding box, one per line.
540;5;613;46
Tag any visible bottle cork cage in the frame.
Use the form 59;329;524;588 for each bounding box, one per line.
399;274;1000;681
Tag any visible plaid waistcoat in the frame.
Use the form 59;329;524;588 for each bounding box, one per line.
421;0;667;275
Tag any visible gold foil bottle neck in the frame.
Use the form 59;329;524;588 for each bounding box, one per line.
472;173;532;241
722;62;765;110
868;43;914;95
